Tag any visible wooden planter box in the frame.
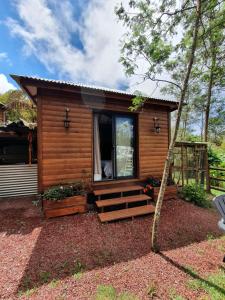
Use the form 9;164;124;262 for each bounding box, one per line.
153;185;177;201
43;195;87;218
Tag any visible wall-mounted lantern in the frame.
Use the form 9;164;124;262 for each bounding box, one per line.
153;117;160;133
64;107;70;128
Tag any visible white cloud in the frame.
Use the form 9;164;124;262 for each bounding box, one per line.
0;52;12;66
0;74;16;94
0;52;8;60
6;0;169;98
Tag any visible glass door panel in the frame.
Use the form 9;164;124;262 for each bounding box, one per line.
115;116;135;178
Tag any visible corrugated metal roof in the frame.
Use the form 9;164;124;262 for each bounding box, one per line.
11;74;178;104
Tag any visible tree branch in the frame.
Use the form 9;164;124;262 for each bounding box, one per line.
147;75;182;90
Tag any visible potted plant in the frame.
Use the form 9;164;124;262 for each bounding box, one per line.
42;181;88;218
143;176;177;201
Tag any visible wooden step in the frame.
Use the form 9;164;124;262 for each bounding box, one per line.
96;194;151;208
98;205;155;222
94;185;143;197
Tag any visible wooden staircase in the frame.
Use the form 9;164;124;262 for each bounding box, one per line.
94;184;155;222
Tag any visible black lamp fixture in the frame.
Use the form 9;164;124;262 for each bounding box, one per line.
64;107;70;128
153;117;160;133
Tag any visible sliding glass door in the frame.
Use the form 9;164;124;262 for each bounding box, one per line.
115;115;135;178
93;112;136;181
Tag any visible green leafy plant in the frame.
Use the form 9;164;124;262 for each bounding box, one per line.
49;279;60;288
43;181;88;201
206;233;216;241
18;287;37;298
145;176;161;187
208;147;222;166
180;184;211;208
39;271;51;284
143;184;154;197
71;260;85;275
145;176;174;187
146;282;157;298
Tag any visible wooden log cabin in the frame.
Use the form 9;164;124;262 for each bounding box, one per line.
12;75;178;221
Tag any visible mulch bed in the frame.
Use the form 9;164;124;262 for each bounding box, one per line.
0;197;224;299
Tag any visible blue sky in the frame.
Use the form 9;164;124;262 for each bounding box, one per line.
0;0;166;98
0;1;49;89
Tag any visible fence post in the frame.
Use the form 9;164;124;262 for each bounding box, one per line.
205;144;210;193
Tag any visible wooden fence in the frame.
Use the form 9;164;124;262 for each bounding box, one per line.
209;167;225;193
171;141;208;187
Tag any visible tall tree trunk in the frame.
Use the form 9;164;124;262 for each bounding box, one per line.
204;67;214;142
151;0;202;253
204;17;216;192
201;110;204;141
204;48;216;142
204;69;213;192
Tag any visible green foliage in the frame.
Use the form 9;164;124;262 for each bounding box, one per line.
206;233;216;241
209;110;225;145
145;176;174;187
0;90;36;123
43;181;87;201
208;146;225;190
115;0;189;110
211;189;224;197
180;184;211;208
145;176;161;187
71;260;85;276
146;282;157;298
208;147;222;166
18;287;37;297
39;271;51;284
129;95;145;112
49;279;60;288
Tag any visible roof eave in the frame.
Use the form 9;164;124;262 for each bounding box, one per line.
10;74;37;105
10;74;179;110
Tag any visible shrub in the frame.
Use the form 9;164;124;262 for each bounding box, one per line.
145;176;175;187
43;181;87;201
208;147;222;166
143;184;154;197
180;184;211;208
145;176;161;187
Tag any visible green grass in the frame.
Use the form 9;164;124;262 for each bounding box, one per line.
146;282;157;298
206;233;216;241
49;278;60;288
18;287;37;297
95;285;116;300
39;271;51;284
211;189;225;197
94;285;139;300
183;265;198;276
73;272;83;280
187;270;225;300
168;287;186;300
71;260;85;280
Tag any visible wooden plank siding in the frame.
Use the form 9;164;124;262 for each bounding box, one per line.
37;88;169;191
139;109;168;178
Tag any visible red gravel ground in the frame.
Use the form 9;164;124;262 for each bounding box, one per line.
0;197;224;299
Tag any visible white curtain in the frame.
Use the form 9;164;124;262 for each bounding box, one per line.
94;114;102;181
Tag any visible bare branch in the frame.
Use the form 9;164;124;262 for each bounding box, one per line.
146;75;182;90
